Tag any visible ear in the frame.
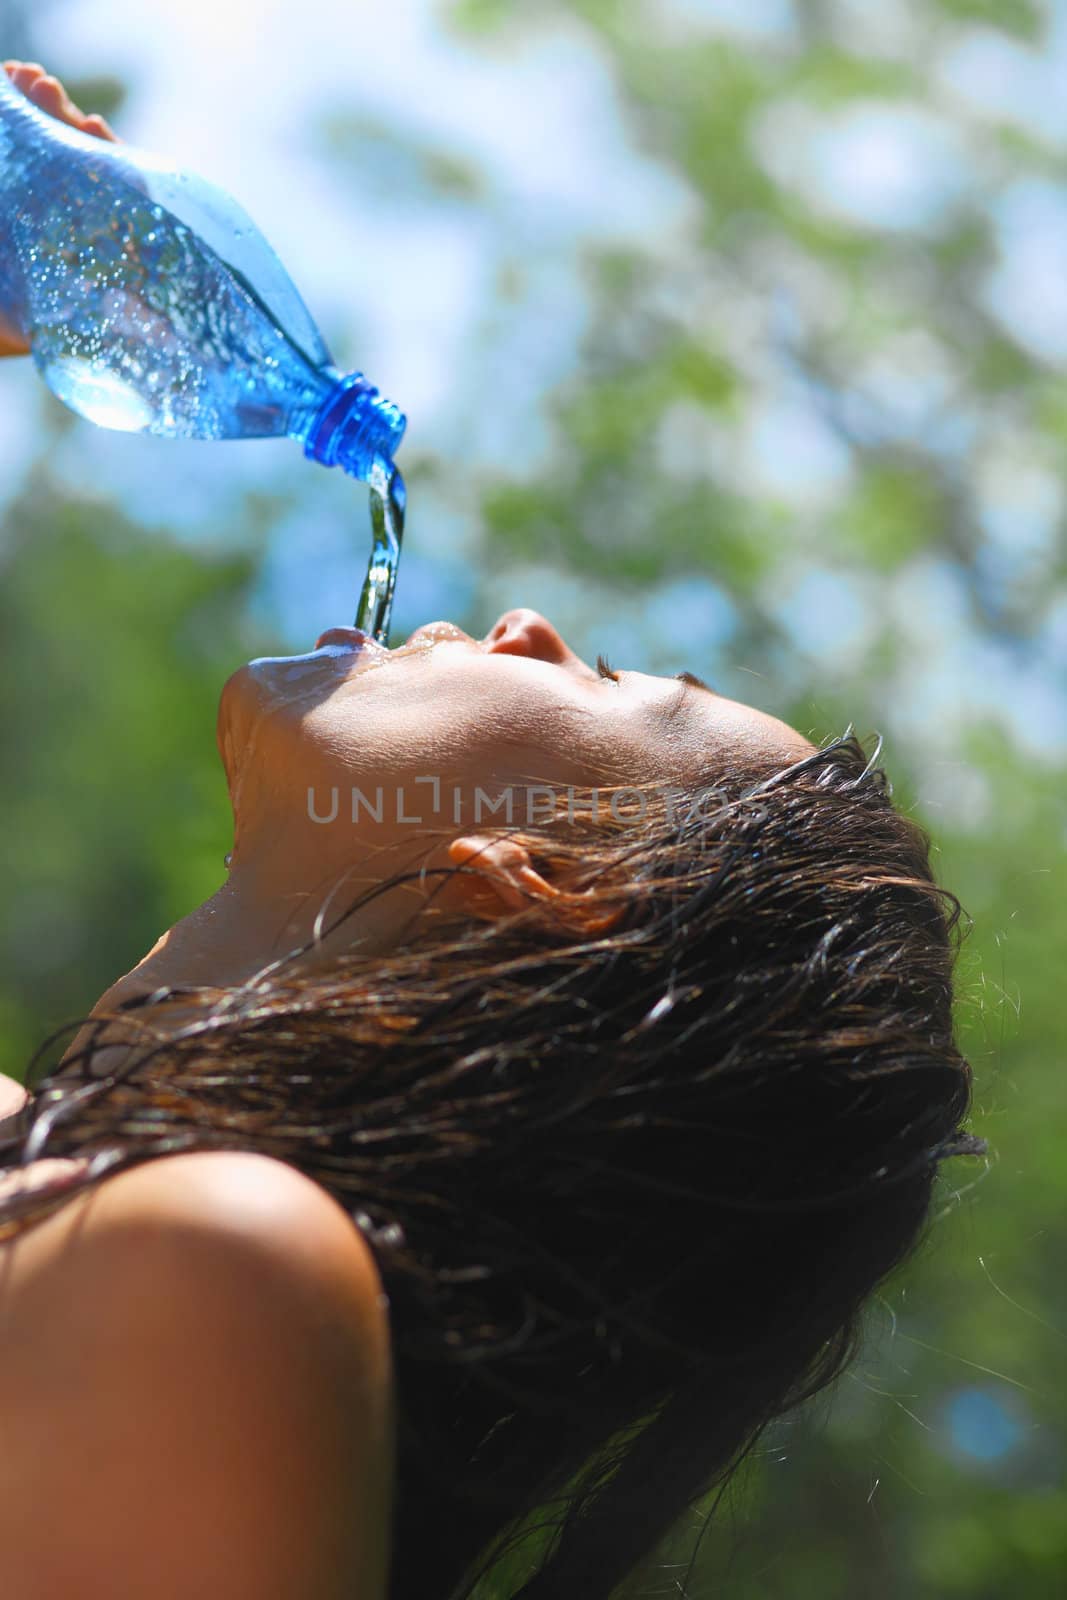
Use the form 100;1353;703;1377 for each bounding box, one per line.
445;834;625;935
446;835;559;920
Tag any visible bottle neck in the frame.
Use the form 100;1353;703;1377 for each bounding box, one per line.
303;371;406;481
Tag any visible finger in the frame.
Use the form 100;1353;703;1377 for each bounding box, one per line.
81;112;117;142
0;1076;28;1118
0;1157;91;1208
11;61;46;94
28;73;68;118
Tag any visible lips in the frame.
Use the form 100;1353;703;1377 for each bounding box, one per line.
311;619;476;662
313;626;370;651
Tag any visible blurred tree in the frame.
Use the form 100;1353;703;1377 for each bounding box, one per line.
0;463;258;1075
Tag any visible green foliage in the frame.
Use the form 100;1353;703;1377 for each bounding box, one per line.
834;459;946;570
930;0;1046;41
0;477;258;1074
63;72;127;121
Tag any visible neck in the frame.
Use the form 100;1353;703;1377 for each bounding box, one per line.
59;835;456;1076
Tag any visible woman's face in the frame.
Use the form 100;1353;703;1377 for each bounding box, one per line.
67;608;818;1040
217;608;815;878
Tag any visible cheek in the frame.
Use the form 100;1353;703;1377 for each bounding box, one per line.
229;666;600;827
300;679;558;777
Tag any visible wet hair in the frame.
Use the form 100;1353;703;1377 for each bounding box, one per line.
3;728;984;1600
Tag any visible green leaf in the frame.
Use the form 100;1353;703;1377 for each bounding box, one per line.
929;0;1046;43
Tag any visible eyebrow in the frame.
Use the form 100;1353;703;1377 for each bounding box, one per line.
604;666;718;718
660;669;718;723
674;670;715;694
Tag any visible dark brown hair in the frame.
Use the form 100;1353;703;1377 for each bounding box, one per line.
5;729;984;1600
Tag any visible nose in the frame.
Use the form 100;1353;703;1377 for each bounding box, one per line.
483;608;584;669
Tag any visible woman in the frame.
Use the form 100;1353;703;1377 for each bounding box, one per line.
0;62;984;1600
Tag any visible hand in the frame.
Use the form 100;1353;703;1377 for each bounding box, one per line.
0;61;119;359
0;1069;91;1239
0;1070;28;1121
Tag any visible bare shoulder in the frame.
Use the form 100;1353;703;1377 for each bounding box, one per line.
63;1146;390;1290
0;1151;394;1600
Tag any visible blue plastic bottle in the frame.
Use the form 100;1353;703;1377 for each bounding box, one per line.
0;73;406;641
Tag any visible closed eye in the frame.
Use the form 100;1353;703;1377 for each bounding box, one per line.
595;658;716;695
